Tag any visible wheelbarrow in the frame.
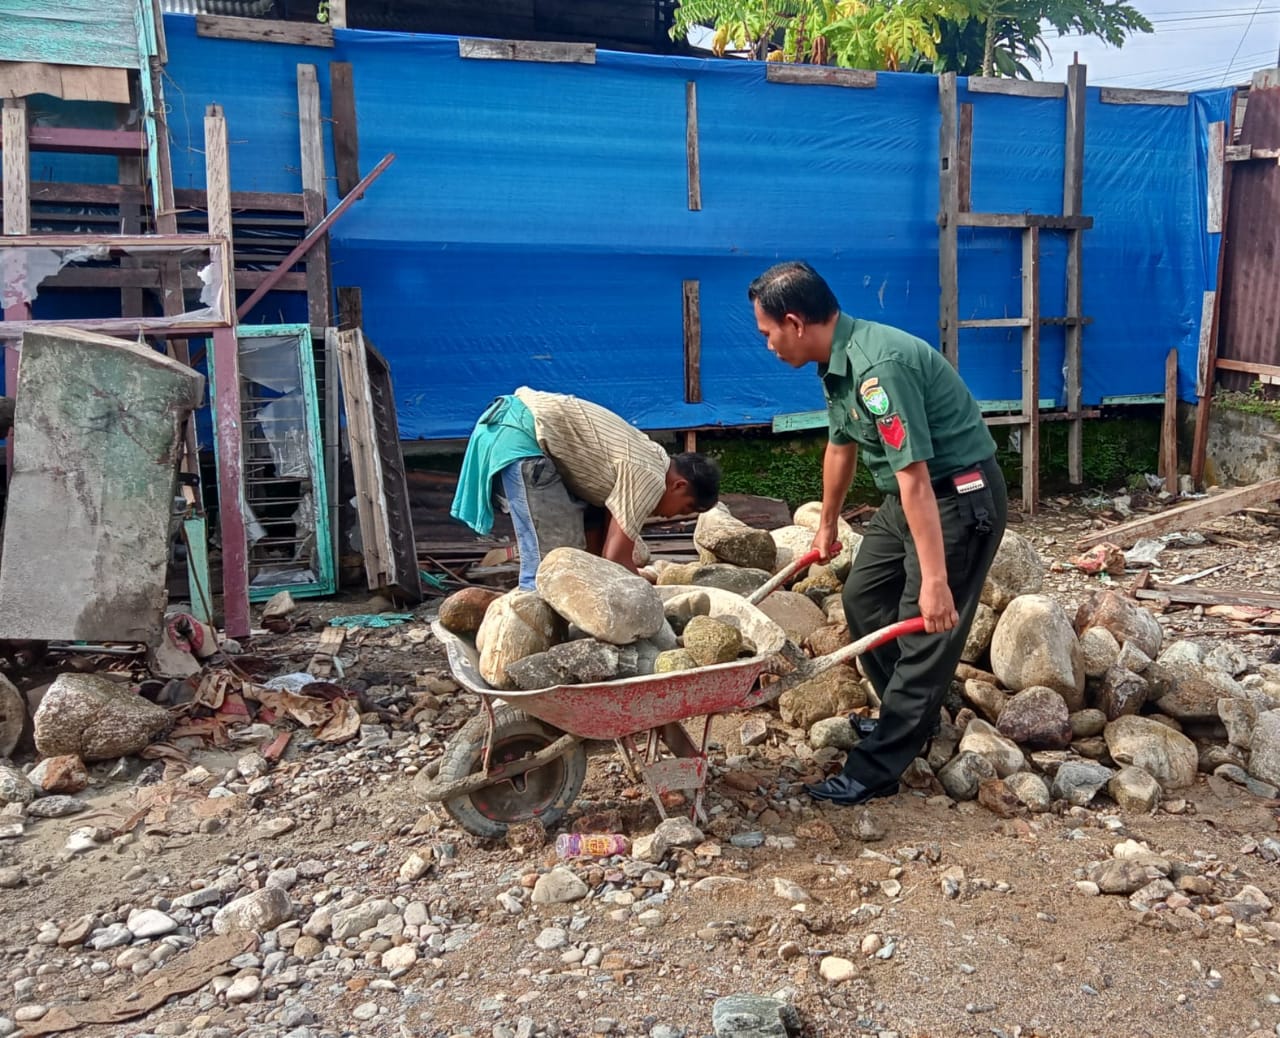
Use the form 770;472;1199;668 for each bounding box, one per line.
417;576;924;839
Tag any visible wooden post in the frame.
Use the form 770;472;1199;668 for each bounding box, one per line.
683;431;698;453
682;280;701;404
1063;62;1086;485
1161;348;1178;494
957;103;973;213
938;74;959;367
685;81;701;212
298;64;333;331
205;104;250;639
3;98;30;480
330;63;360;195
337;285;363;330
1020;226;1040;514
327;0;347;29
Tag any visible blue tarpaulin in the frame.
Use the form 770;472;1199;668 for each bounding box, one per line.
157;15;1231;440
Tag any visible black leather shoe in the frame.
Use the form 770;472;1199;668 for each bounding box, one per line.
804;773;899;805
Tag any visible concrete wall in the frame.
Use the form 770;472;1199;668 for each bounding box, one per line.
1179;402;1280;487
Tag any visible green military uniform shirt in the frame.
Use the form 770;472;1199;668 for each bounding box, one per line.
820;313;996;493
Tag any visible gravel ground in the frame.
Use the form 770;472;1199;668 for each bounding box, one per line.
1;496;1279;1038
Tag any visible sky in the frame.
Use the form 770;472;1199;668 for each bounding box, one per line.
1033;1;1280;90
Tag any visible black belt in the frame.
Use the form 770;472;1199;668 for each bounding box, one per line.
931;455;997;498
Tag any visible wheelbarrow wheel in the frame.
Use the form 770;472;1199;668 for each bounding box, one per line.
435;706;587;840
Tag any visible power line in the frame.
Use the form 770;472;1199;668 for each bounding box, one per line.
1221;0;1267;84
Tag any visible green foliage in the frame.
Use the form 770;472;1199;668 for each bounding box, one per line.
703;432;876;509
1217;383;1280;423
671;0;1152;79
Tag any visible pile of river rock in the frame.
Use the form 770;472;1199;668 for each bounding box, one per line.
444;501;1280;812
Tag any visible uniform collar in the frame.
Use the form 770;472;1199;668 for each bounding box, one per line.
819;312;856;381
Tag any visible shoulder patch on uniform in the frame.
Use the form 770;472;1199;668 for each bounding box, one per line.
860;377;890;417
877;413;907;450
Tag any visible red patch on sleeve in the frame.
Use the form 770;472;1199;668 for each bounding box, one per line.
877;413;907;450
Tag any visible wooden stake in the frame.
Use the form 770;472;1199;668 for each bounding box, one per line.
685;81;701;212
1063;62;1086;485
683;280;701;404
938;74;959;367
2;98;30;481
297;64;333;330
1161;348;1178;494
1020;226;1040;515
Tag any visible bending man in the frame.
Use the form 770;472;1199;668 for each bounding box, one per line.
451;386;721;589
748;262;1008;806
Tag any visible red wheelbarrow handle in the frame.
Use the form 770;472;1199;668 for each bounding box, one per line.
751;614;929;706
746;543;843;606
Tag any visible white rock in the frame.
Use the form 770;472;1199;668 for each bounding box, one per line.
531;867;589;905
225;973;262;1004
1079;627;1121;680
772;878;812;903
381;945;418;972
819;956;857;983
352;1002;379;1022
1105;715;1198;790
535;927;568;950
981;530;1045;610
212;887;294;936
398;852;432;882
958;718;1025;777
126;909;177;939
990;595;1085;707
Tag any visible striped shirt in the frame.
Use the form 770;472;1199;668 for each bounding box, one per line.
514;387;669;540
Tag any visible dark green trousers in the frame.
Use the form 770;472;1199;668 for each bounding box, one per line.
840;456;1007;788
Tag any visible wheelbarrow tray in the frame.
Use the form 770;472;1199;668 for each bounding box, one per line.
429;585;790;742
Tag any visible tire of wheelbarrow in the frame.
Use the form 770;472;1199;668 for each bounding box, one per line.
435;706;587;840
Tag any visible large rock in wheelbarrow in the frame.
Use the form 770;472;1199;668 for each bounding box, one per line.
476;590;563;691
537;548;665;645
695;505;777;572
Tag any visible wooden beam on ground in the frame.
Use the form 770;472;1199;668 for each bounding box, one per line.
1134;583;1280;612
1020;226;1040;514
683;279;701;404
329;63;360;196
685;81;701;212
938;73;959;368
1074;478;1280;550
764;65;876;89
458;39;595;63
205;104;250;640
307;625;346;678
1063;62;1086;486
1100;87;1188;107
967;78;1064;98
196;14;334;47
1161;348;1178;495
297;64;332;330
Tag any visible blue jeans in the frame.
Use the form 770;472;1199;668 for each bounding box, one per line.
498;457;587;590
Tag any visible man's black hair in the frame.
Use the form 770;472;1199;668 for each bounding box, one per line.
747;261;840;324
671;452;721;512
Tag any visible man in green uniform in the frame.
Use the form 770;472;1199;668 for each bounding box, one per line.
747;261;1007;806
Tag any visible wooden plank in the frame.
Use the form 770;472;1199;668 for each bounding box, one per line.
184;516;213;624
27;126;144;154
327;0;347;29
2;100;29;236
1064;62;1086;487
1194;290;1216;398
297;64;332;330
957;103;972;213
765;65;876;89
967;77;1064;98
957;212;1092;230
196;15;334;48
1252;69;1280;89
0;233;223;250
957;318;1031;328
685;81;701;212
117;152;144;318
329;63;360;196
1161;348;1178;495
334;329;389;587
0;62;130;104
458;39;596;63
1074;478;1280;550
1215;357;1280;380
205;104;249;640
1135;585;1280;611
1021;226;1040;515
1191;143;1233;489
938;73;959;368
2;98;29;479
12;181;304;212
307;625;347;678
1207;120;1225;234
1226;146;1280;162
1100;87;1188;107
683;279;701;404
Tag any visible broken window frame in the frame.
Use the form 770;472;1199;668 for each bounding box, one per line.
207;323;336;601
0;234;232;337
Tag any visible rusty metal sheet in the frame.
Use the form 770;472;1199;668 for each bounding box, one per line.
1218;84;1280;391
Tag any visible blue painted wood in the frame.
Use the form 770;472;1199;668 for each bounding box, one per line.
184;515;213;623
0;0;155;69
